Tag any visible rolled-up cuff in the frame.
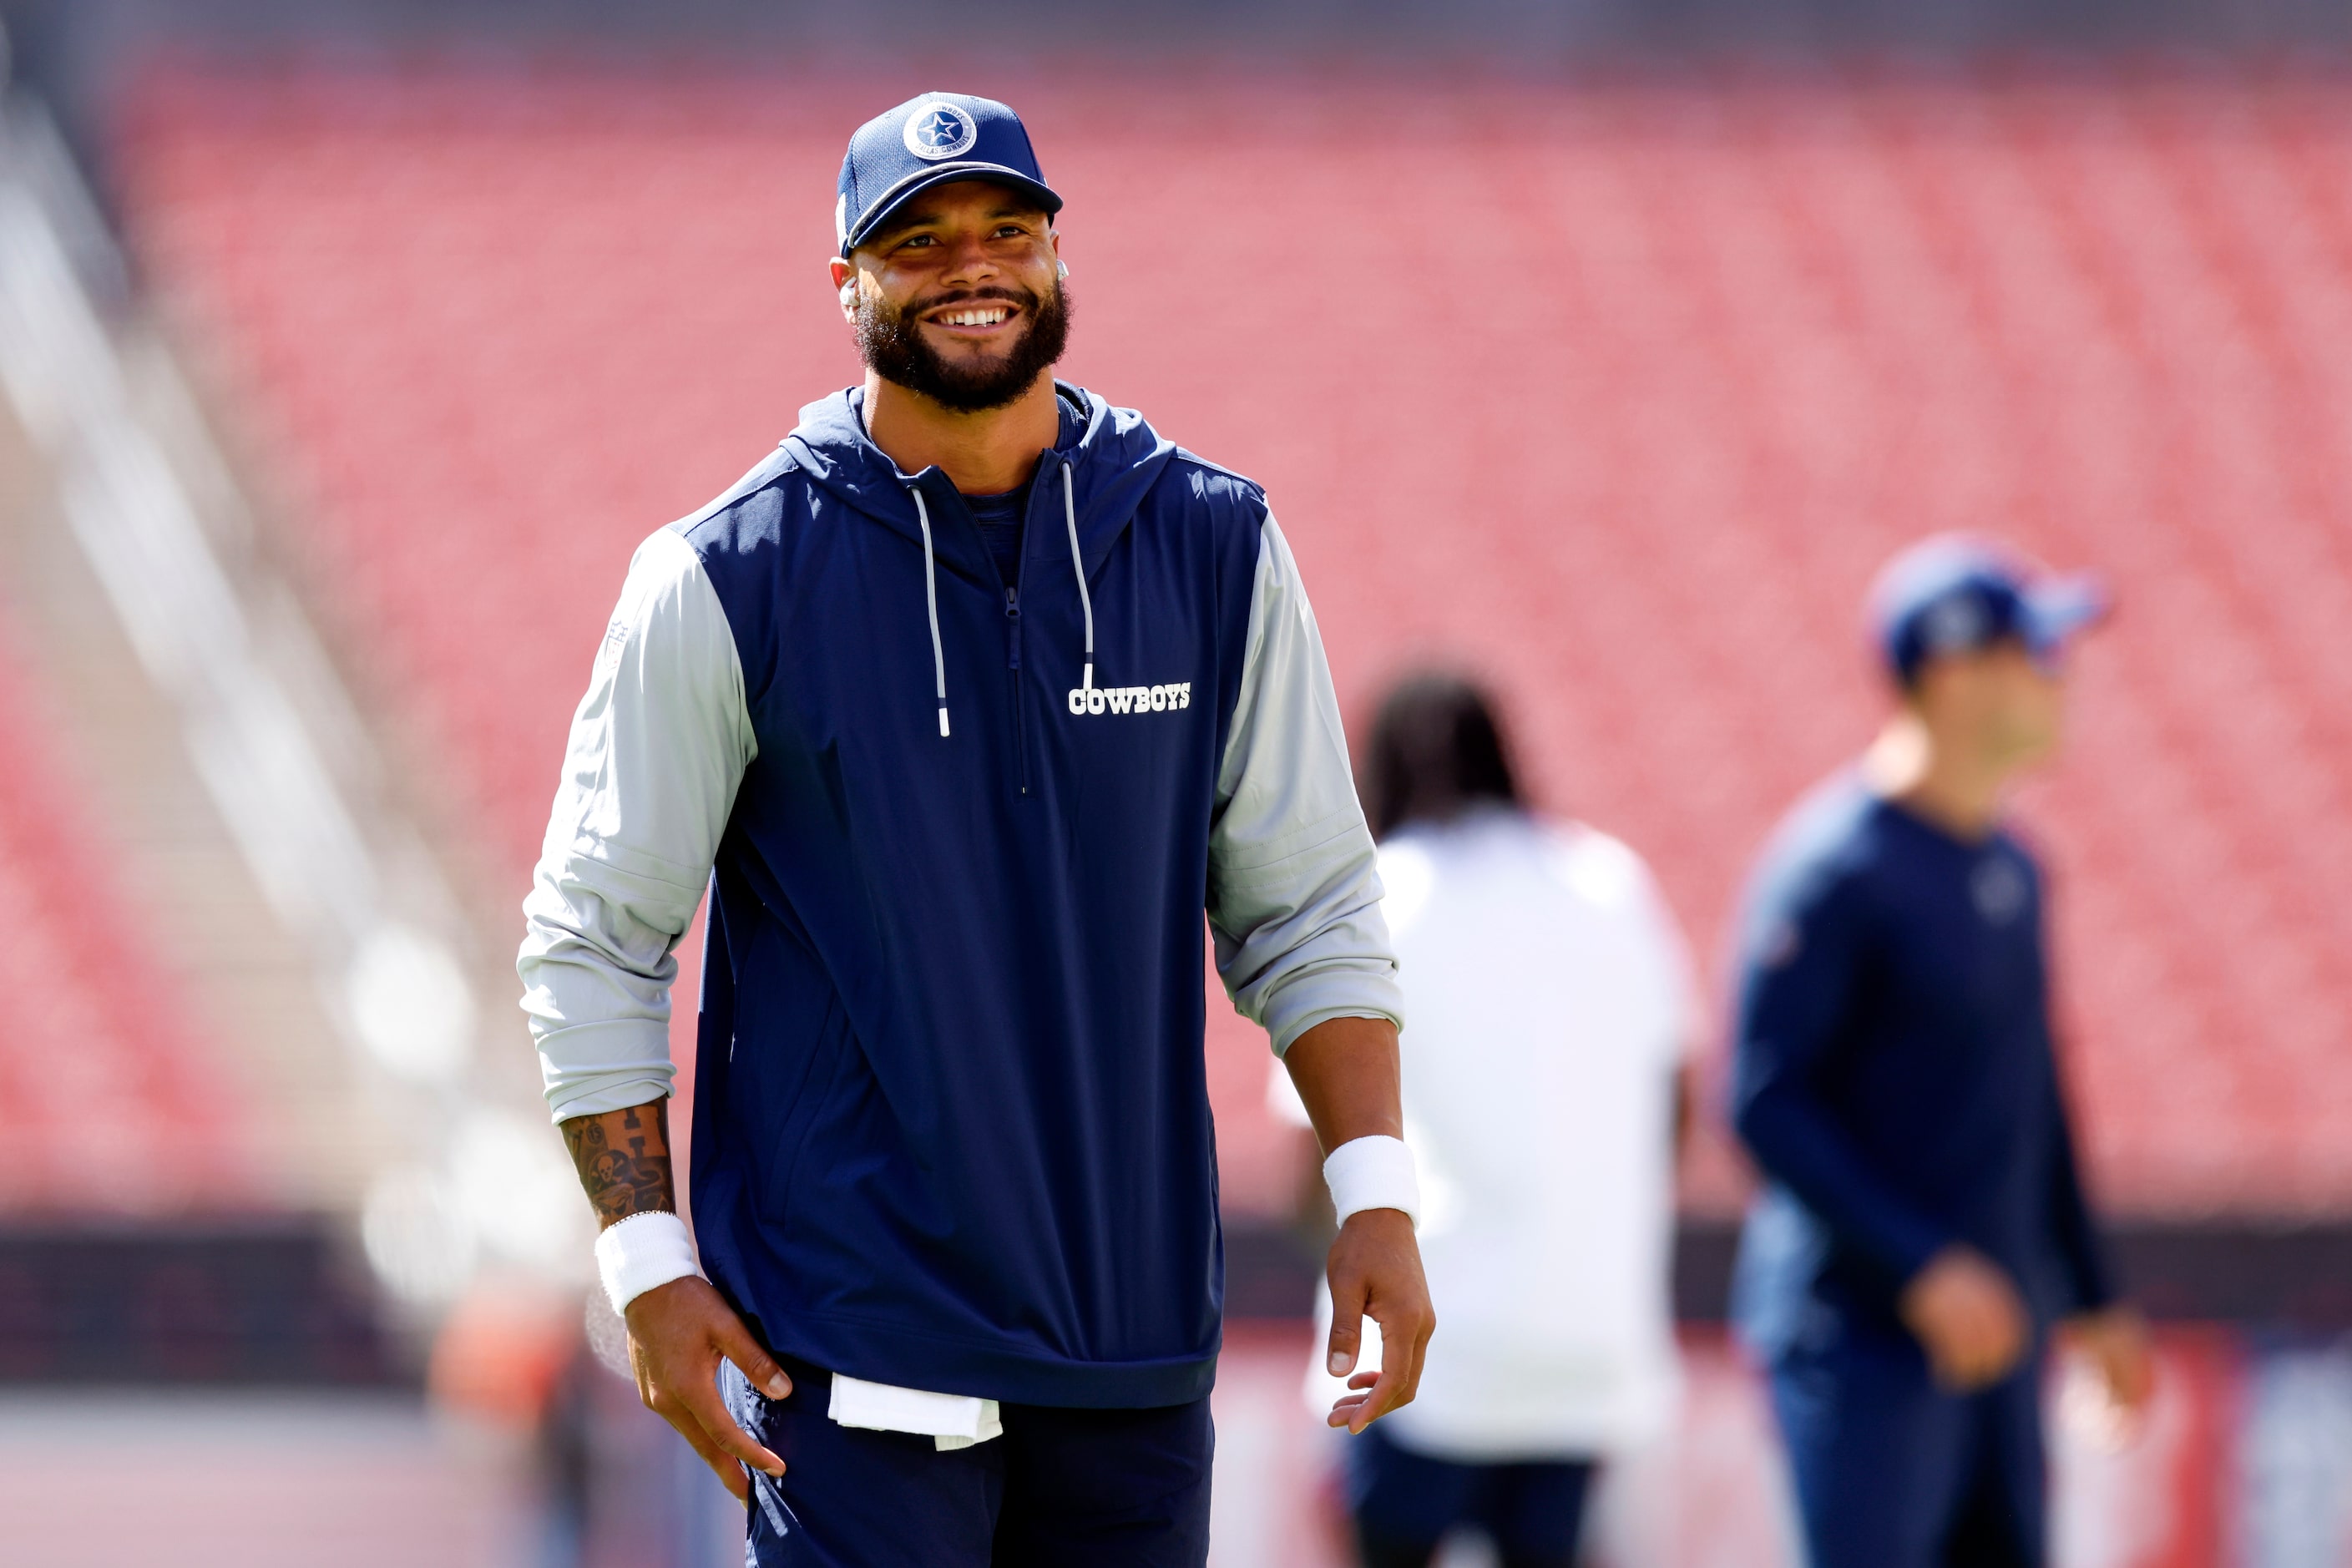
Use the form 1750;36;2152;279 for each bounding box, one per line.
545;1070;675;1124
1261;969;1405;1057
537;1017;677;1122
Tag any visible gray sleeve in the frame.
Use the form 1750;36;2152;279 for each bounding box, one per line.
518;528;756;1121
1206;513;1404;1055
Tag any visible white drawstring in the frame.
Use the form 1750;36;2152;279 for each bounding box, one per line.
911;465;1083;738
1063;463;1093;692
911;488;950;737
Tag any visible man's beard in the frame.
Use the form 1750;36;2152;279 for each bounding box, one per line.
855;281;1072;413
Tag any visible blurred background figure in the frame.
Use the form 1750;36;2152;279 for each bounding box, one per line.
1291;672;1697;1568
1729;539;2155;1568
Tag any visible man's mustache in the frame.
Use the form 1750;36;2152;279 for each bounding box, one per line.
906;286;1039;316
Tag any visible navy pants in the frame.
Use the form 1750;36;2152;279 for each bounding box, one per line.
1768;1331;2046;1568
1344;1422;1595;1568
722;1358;1212;1567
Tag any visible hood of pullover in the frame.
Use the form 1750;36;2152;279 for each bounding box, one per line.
783;381;1178;593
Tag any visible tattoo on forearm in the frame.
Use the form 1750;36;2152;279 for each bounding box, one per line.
559;1100;676;1227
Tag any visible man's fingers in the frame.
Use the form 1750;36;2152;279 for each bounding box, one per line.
1953;1320;2021;1388
1325;1269;1367;1378
1328;1367;1382;1421
1344;1355;1409;1434
1367;1333;1420;1414
675;1378;788;1479
711;1315;794;1402
1955;1318;2000;1386
1953;1312;1990;1381
1984;1308;2025;1382
1392;1299;1434;1405
1925;1291;2021;1389
1929;1329;1985;1390
2112;1345;2157;1410
645;1385;751;1500
670;1409;752;1502
1347;1304;1432;1431
1343;1304;1413;1433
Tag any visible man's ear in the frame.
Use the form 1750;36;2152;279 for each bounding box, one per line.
829;256;858;322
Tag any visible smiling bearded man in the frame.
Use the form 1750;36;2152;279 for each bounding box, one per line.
518;91;1433;1566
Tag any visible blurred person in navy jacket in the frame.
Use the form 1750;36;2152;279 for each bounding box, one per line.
1285;674;1698;1568
1728;537;2153;1568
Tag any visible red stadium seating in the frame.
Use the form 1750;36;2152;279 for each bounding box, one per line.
114;65;2352;1218
0;618;253;1211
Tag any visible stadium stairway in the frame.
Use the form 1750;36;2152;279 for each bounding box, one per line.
0;433;397;1380
0;398;348;1218
0;102;496;1386
0;586;250;1216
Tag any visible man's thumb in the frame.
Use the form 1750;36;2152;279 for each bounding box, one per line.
1327;1271;1365;1378
713;1313;792;1402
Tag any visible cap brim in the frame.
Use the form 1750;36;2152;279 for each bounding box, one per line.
2021;574;2109;661
843;164;1065;255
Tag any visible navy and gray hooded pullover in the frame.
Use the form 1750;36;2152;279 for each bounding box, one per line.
519;383;1402;1409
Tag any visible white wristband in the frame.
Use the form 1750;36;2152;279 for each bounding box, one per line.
1323;1135;1421;1232
594;1210;703;1315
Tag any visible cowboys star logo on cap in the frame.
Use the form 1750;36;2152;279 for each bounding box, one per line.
903;102;979;161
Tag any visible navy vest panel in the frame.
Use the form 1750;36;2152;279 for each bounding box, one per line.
682;415;1267;1409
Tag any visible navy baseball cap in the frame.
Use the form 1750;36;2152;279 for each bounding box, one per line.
836;93;1062;257
1870;535;2108;686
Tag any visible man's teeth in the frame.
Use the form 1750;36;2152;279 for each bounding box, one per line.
938;308;1009;326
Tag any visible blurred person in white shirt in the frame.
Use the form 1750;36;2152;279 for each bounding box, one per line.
1279;671;1700;1568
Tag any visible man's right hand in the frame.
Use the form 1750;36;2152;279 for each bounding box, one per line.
624;1275;795;1501
1899;1244;2029;1391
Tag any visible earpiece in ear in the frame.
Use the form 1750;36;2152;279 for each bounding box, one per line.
1057;260;1070;280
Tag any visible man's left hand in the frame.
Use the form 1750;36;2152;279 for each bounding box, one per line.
2059;1306;2157;1449
1323;1206;1434;1434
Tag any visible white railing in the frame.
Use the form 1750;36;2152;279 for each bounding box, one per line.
0;94;584;1309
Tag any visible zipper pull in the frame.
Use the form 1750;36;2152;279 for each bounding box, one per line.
1004;587;1021;670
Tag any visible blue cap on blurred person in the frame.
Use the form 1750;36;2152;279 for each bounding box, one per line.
837;93;1062;256
1870;535;2107;687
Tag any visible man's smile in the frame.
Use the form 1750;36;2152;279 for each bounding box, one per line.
922;297;1024;340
